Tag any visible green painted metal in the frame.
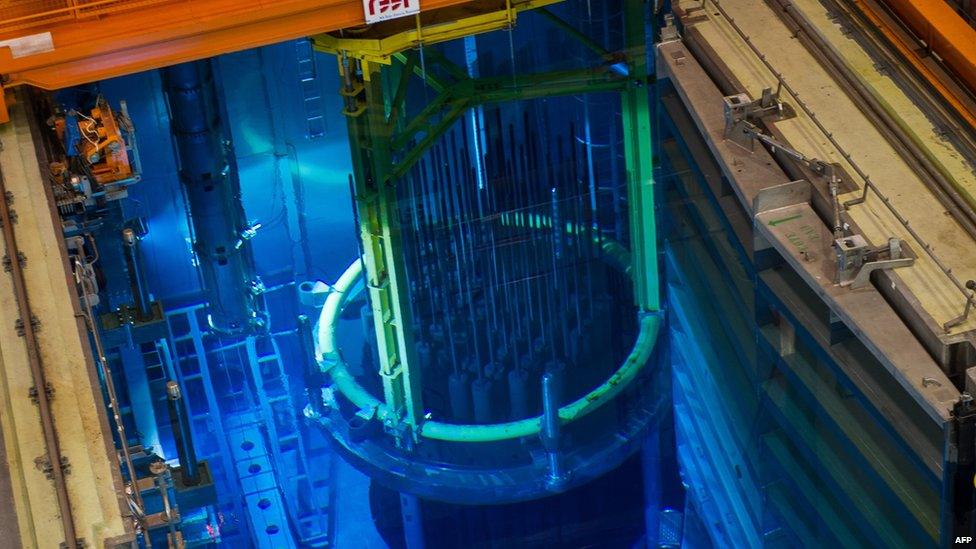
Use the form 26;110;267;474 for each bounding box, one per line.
343;59;424;432
388;65;628;180
535;7;612;59
392;52;451;93
412;47;470;83
387;52;418;128
392;100;471;179
622;0;660;312
328;2;663;442
421;312;661;441
456;66;627;103
317;256;662;443
392;90;454;150
498;212;632;274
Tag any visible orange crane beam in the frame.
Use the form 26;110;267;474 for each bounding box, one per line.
851;0;976;131
875;0;976;100
0;0;476;91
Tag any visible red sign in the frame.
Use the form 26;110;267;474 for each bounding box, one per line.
363;0;420;23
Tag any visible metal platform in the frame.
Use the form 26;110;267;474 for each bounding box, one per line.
673;0;976;369
0;92;132;548
655;0;976;544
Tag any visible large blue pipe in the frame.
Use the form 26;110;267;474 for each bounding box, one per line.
162;61;261;334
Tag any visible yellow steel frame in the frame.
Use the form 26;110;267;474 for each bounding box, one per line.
312;0;561;63
324;0;570;439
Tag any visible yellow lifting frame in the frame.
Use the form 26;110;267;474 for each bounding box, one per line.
312;0;562;63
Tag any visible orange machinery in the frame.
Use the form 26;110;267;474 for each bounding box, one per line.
879;0;976;93
853;0;976;129
0;0;478;122
53;96;134;185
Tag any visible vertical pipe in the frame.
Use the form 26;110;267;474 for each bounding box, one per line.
166;381;200;486
583;95;599;221
405;172;424;336
622;0;660;311
400;492;426;549
944;395;976;546
425;146;459;375
122;228;152;321
540;373;565;487
642;432;661;548
472;377;494;423
151;464;178;544
448;372;472;422
507;368;530;419
447;138;482;377
570;124;585;338
162;60;260;334
414;158;436;332
549;186;563;361
551;187;563;260
298;315;323;417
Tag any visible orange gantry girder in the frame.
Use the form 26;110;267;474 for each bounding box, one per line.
0;0;476;90
874;0;976;107
851;0;976;131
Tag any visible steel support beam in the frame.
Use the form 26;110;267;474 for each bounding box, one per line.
0;0;481;90
622;0;660;312
333;0;661;435
942;395;976;546
343;58;424;434
389;65;628;180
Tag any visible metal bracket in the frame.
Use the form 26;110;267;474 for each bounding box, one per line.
28;382;55;404
379;356;404;381
660;13;681;43
752;179;811;214
339;59;368;118
38;455;71;479
849;258;914;288
0;208;18;228
834;235;914;288
723;87;795;148
14;314;40;336
945;280;976;332
382;413;414;448
248;278;266;296
2;251;26;272
341;96;367;118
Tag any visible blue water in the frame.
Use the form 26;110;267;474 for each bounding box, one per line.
90;3;689;546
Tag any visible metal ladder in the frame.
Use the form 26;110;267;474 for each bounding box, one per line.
297;39;326;139
165;305;333;546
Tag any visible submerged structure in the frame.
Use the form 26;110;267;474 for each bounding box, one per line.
0;0;973;547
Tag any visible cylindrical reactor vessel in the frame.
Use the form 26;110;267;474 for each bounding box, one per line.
161;61;262;334
317;88;659;504
314;3;663;545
